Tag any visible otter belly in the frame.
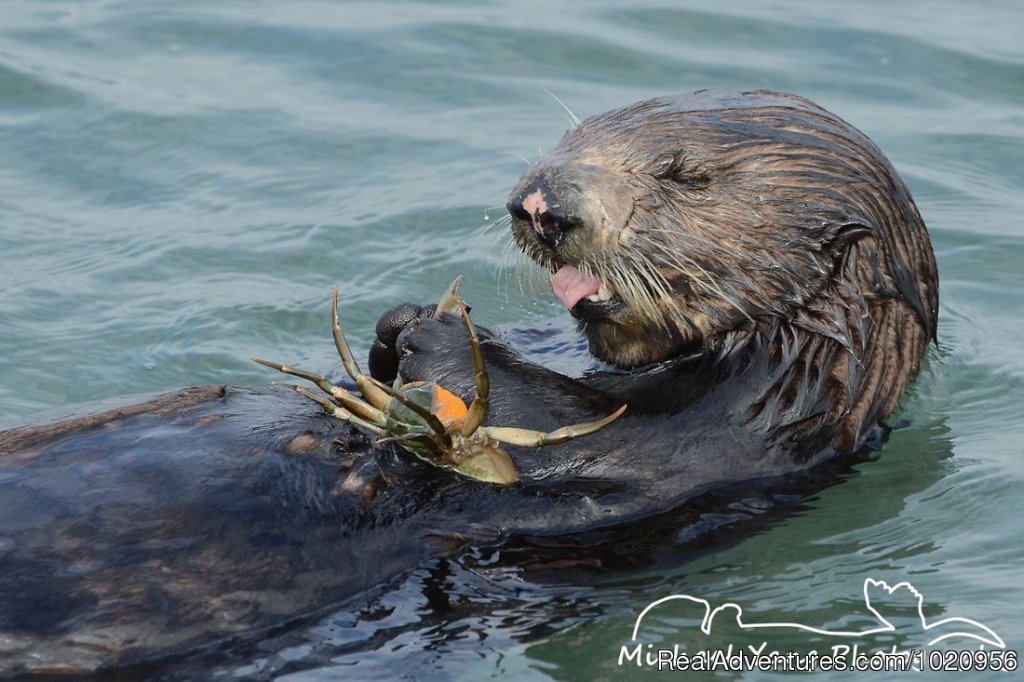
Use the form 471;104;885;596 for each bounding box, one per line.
0;386;440;676
0;366;812;676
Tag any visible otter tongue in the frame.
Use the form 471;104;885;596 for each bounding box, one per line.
550;265;602;310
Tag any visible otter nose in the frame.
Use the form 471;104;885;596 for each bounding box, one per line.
508;179;580;249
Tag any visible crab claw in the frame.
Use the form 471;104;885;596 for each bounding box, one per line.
433;276;464;317
453;443;518;486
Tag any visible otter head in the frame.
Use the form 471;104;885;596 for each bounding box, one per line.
509;90;937;367
508;90;938;450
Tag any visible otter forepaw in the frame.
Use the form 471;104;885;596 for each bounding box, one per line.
395;313;478;392
368;302;437;383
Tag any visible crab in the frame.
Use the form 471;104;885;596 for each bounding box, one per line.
252;279;627;486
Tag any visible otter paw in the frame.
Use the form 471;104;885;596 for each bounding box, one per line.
368;302;437;382
395;313;476;389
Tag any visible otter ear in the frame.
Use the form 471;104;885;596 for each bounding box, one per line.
829;222;875;270
827;220;935;341
831;222;872;253
833;222;875;247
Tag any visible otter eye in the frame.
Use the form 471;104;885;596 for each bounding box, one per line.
650;153;709;188
650;153;679;179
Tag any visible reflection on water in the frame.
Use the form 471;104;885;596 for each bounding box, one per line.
1;0;1022;679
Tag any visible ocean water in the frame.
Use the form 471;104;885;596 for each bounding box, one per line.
1;1;1022;679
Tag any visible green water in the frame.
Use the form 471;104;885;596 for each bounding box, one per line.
1;1;1021;679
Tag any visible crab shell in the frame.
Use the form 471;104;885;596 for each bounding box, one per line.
384;382;518;485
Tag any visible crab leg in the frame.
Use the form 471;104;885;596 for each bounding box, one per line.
292;386;386;436
251;357;387;425
331;287;392;412
457;303;490;439
482;404;628;447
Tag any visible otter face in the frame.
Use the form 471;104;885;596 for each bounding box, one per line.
508;90;935;370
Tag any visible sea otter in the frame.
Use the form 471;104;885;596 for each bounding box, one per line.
0;90;937;677
376;89;936;460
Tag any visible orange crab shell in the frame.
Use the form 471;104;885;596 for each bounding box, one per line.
429;384;469;430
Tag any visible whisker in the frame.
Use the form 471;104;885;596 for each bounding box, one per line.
643;240;755;325
509;151;533;167
541;86;582;127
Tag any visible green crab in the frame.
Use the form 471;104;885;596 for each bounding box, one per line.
253;279;626;486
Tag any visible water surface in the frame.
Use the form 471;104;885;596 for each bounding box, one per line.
1;1;1021;679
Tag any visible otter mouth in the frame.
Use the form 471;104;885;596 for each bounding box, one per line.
550;263;622;321
505;183;626;323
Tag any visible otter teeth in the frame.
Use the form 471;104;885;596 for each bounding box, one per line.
586;282;614;303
